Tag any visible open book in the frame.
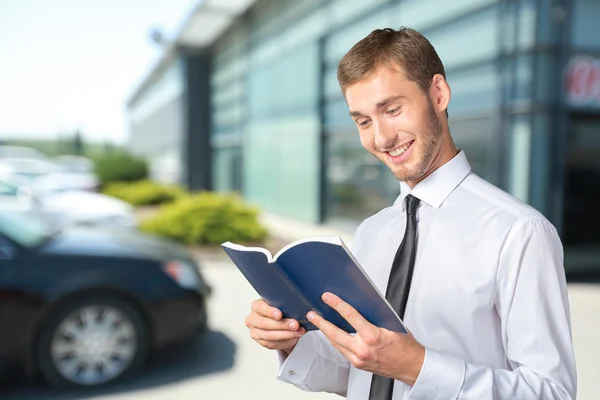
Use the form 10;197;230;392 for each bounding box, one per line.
221;236;406;334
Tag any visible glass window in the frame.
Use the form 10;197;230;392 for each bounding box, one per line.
129;58;183;125
507;115;532;202
572;0;600;49
395;0;498;31
213;102;244;132
528;114;552;214
533;53;555;103
328;0;392;28
448;116;496;183
251;0;325;46
250;8;327;68
212;80;244;108
325;98;353;127
324;7;395;65
214;22;248;65
447;63;499;112
244;115;321;222
325;130;399;223
500;54;534;103
213;147;243;193
425;6;500;70
563;116;600;273
212;56;247;88
324;68;342;101
248;42;319;118
500;0;517;53
517;0;536;50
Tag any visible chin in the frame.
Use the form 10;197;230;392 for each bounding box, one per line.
391;162;424;183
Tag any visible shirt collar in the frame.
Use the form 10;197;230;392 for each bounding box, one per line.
394;150;472;211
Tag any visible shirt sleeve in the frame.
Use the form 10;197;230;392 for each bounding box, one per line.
408;218;577;400
276;331;350;396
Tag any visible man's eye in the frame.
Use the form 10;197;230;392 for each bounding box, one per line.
387;107;401;116
358;120;371;128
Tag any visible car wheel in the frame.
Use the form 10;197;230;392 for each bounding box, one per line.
37;296;149;389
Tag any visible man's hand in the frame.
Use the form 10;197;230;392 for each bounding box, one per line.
245;299;306;355
307;292;425;386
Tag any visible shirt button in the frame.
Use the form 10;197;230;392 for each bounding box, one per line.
289;370;295;376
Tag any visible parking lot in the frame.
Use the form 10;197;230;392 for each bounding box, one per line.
2;258;599;400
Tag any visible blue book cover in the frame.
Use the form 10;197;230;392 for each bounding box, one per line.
221;237;406;334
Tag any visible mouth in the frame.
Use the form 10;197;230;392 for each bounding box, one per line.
386;140;415;164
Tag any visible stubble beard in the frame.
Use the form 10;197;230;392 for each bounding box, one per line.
391;101;443;183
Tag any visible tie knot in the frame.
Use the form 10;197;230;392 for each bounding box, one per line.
405;194;420;215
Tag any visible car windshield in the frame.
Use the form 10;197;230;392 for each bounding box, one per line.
0;213;56;248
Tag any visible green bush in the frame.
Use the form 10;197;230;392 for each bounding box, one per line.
93;151;148;185
102;180;186;206
140;192;268;245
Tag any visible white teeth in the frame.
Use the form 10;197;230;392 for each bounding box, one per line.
389;148;404;157
389;142;411;157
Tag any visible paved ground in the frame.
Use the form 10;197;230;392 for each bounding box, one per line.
1;259;598;399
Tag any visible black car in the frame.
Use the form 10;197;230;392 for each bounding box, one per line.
0;213;211;389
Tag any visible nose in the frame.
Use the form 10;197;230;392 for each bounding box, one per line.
373;119;396;151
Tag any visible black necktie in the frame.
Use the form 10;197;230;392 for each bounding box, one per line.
368;194;420;400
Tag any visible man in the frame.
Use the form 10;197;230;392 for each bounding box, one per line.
244;27;577;399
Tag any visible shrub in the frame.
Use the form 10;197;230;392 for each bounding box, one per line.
93;151;148;185
140;192;268;245
102;180;186;207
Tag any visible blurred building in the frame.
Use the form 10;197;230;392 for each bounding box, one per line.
127;0;600;272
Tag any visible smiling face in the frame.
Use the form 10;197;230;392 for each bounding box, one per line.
345;62;454;187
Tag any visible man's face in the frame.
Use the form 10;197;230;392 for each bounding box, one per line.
345;63;443;183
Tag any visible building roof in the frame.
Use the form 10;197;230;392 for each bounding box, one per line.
127;0;256;107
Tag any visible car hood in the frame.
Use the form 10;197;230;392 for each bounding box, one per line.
40;191;133;215
39;226;191;262
35;171;99;191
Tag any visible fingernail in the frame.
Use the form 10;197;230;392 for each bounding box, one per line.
322;293;331;302
273;311;280;319
289;321;297;329
307;312;315;321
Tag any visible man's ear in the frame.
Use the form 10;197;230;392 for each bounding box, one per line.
429;74;451;115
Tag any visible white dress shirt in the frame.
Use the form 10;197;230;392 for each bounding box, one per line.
276;150;577;399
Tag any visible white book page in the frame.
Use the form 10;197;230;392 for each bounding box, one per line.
272;236;343;262
221;241;274;262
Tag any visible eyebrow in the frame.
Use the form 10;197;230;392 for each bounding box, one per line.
349;95;407;117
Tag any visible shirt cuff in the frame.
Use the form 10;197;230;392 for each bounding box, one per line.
276;332;318;385
407;347;466;400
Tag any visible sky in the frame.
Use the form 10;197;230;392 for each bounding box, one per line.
0;0;196;144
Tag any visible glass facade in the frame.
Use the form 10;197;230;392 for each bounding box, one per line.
129;0;600;272
210;21;248;194
129;58;185;184
207;0;552;226
560;0;600;273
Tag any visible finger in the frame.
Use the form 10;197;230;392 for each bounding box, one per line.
322;335;359;365
321;292;374;334
252;299;283;319
251;327;306;342
307;311;355;351
246;314;301;331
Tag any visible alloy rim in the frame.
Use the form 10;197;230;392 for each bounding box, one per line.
50;305;137;385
